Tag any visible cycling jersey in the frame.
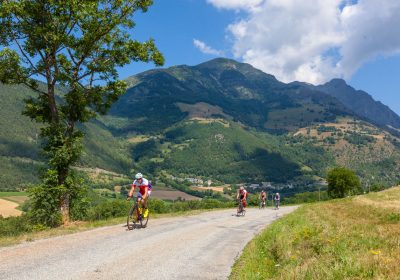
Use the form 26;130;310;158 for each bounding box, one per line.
239;189;248;200
132;178;151;195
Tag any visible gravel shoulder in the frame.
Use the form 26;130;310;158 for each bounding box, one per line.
0;206;297;280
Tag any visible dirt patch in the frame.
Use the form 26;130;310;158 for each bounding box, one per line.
192;186;226;193
0;198;22;217
151;190;200;201
127;135;150;144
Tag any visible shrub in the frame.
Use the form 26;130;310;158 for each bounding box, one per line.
0;215;32;236
327;167;362;198
87;200;130;220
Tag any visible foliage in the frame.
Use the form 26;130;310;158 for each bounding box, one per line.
0;0;163;224
327;167;362;198
27;170;87;226
0;215;33;236
345;132;376;145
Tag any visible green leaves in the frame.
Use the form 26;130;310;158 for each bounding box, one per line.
0;48;27;84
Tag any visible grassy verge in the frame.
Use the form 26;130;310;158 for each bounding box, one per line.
230;186;400;279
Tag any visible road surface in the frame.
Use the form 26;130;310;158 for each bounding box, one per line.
0;206;297;280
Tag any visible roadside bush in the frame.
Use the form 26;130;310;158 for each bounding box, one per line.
0;215;32;236
87;200;130;220
149;198;169;213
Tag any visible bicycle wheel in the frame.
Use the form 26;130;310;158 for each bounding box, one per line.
127;203;138;230
237;202;243;216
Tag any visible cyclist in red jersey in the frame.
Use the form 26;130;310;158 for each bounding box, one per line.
236;186;248;209
126;173;152;218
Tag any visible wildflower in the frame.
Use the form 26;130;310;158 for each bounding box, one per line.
369;249;381;255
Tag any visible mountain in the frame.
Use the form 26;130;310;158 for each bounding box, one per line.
1;58;400;192
316;78;400;129
108;58;352;134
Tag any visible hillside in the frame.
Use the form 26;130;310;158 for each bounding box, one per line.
293;117;400;186
317;79;400;129
1;58;400;192
0;83;132;190
131;120;332;185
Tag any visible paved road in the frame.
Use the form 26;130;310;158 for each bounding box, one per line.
0;206;297;280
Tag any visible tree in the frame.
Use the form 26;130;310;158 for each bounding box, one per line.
327;167;361;198
0;0;163;225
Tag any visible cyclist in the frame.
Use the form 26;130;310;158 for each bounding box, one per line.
259;190;267;208
273;192;280;209
236;186;248;211
127;173;152;218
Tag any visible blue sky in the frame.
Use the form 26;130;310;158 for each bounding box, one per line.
121;0;400;115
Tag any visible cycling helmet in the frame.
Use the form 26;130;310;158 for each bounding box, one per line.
135;173;143;179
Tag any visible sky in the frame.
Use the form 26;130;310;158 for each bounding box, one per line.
121;0;400;115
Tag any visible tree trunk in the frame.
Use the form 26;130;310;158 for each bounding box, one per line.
60;193;70;225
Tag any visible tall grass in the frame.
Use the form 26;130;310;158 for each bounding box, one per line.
230;187;400;279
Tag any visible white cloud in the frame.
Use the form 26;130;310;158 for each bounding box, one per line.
206;0;264;12
210;0;400;84
193;39;224;56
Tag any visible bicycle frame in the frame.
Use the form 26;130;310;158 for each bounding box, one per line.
237;199;245;216
127;196;149;229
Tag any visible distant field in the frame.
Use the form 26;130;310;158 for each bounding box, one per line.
191;185;227;193
0;198;22;217
0;192;28;217
151;188;200;201
0;192;28;197
230;186;400;279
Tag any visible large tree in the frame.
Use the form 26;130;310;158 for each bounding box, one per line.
327;167;361;198
0;0;163;225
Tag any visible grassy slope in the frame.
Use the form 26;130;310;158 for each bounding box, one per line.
230;186;400;279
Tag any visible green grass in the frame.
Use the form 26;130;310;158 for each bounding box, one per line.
230;187;400;279
0;192;28;197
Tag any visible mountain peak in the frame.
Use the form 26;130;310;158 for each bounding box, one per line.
326;78;348;87
196;57;241;68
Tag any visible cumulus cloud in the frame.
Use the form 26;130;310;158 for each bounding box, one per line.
208;0;400;84
193;39;224;56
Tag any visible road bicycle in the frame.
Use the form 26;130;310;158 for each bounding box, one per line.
237;199;246;216
127;197;149;230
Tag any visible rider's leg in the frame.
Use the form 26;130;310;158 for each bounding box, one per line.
143;193;149;218
137;197;143;214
